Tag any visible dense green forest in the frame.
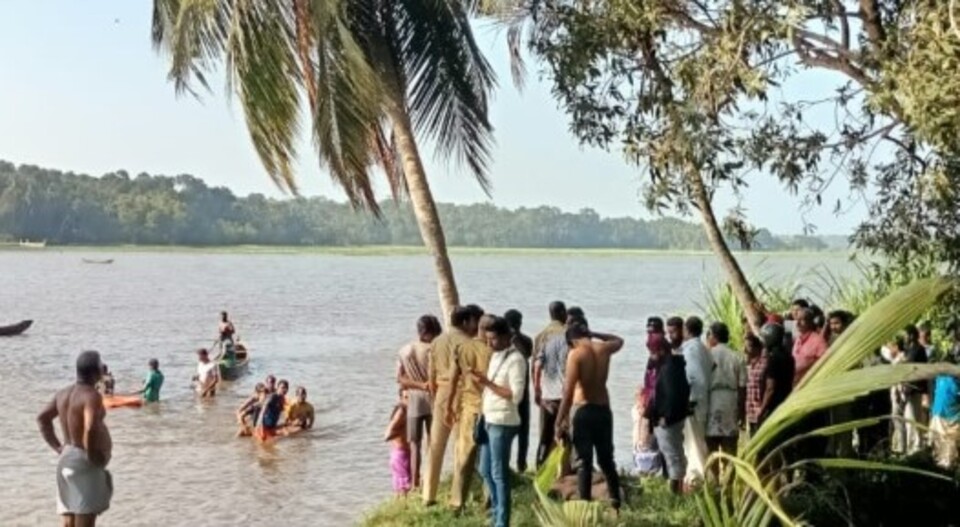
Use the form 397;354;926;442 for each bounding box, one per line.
0;161;838;250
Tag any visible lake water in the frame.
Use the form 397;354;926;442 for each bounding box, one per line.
0;250;851;526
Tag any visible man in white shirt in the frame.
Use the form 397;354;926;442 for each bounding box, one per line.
680;316;713;481
195;348;219;397
705;322;747;458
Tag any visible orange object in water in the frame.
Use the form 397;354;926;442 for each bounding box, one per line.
103;395;143;409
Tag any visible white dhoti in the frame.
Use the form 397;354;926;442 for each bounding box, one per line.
682;416;709;483
56;445;112;515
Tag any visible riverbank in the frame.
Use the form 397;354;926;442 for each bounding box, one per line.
0;243;850;258
360;474;698;526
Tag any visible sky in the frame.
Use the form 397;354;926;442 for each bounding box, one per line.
0;1;869;235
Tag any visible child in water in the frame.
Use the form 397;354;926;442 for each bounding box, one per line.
384;390;411;497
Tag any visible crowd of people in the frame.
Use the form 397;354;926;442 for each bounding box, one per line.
384;298;960;526
236;374;316;440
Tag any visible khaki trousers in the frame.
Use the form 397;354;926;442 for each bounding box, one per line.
422;386;452;504
449;408;481;508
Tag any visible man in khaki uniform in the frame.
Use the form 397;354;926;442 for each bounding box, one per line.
446;310;492;511
422;305;482;506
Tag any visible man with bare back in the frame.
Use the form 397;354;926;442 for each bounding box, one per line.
556;323;625;510
37;351;113;527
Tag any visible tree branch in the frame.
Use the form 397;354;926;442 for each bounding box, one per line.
832;0;850;50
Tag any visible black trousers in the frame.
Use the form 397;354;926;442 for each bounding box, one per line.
537;399;560;468
516;395;530;471
572;404;622;507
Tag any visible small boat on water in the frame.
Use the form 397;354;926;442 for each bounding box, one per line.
82;258;114;264
18;239;47;249
219;342;250;381
0;319;32;336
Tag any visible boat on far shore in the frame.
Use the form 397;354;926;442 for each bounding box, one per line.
18;239;47;249
82;258;114;264
0;319;33;336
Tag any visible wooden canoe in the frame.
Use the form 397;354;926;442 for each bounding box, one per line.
219;343;250;381
0;319;32;336
82;258;114;264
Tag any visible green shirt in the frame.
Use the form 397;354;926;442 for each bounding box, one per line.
143;370;164;403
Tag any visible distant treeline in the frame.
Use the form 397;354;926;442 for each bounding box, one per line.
0;161;840;250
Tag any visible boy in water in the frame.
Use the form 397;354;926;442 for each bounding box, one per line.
236;383;266;437
283;386;316;435
135;359;164;403
385;391;412;497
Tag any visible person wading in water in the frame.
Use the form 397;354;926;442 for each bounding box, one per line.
37;350;114;527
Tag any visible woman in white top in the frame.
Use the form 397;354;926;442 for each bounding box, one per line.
471;317;527;527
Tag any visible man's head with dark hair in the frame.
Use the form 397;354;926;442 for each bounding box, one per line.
745;333;762;357
417;314;442;343
646;316;665;335
707;321;730;346
277;379;290;395
463;304;485;337
565;322;592;348
485;316;514;351
148;358;159;371
503;309;523;332
549;301;567;323
666;316;684;348
76;351;103;385
684;316;704;339
451;306;470;329
221;311;229;322
796;308;817;334
827;310;853;337
791;299;810;321
566;306;585;324
903;324;920;343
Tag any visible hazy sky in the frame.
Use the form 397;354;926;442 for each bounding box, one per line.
0;1;868;235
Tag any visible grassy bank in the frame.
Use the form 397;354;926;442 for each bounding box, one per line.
0;243;849;258
360;474;698;526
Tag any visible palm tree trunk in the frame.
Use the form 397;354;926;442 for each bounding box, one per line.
385;104;460;322
689;171;763;334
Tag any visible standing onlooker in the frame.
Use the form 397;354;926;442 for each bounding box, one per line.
633;318;666;473
792;308;828;386
744;334;767;437
503;309;533;473
666;316;684;351
680;316;713;480
705;322;747;456
825;310;854;346
137;358;165;404
447;305;490;512
385;391;412;498
533;301;568;468
758;323;794;425
474;317;527;527
645;333;690;494
919;322;936;361
930;329;960;468
556;323;625;509
397;314;442;489
898;326;928;454
422;306;476;506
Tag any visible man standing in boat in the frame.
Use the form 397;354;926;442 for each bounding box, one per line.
37;350;113;526
218;311;238;366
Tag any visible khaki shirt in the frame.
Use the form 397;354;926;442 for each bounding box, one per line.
454;338;492;413
430;329;469;386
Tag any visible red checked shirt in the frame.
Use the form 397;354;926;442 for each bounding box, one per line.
746;355;767;425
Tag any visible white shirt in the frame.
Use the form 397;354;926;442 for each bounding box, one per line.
707;343;747;437
197;360;218;385
681;337;714;427
482;348;527;426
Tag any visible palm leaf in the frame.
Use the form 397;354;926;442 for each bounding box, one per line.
395;0;497;191
534;443;568;495
787;458;955;482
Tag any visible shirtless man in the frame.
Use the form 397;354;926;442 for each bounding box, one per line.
556;323;624;509
37;351;113;527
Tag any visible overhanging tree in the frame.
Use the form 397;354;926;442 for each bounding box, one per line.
495;0;960;329
152;0;497;320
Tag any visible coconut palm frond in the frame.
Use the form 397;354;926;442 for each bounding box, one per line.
397;0;497;193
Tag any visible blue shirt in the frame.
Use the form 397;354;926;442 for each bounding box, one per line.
932;375;960;422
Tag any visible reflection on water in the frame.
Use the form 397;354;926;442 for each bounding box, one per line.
0;250;850;526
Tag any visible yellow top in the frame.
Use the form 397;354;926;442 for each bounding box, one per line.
286;401;315;424
454;338;493;413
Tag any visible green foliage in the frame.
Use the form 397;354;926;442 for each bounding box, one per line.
695;278;960;526
497;0;960;277
698;272;799;350
0;162;836;250
151;0;495;210
360;474;698;526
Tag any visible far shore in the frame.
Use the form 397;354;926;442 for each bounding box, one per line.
0;243;852;258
